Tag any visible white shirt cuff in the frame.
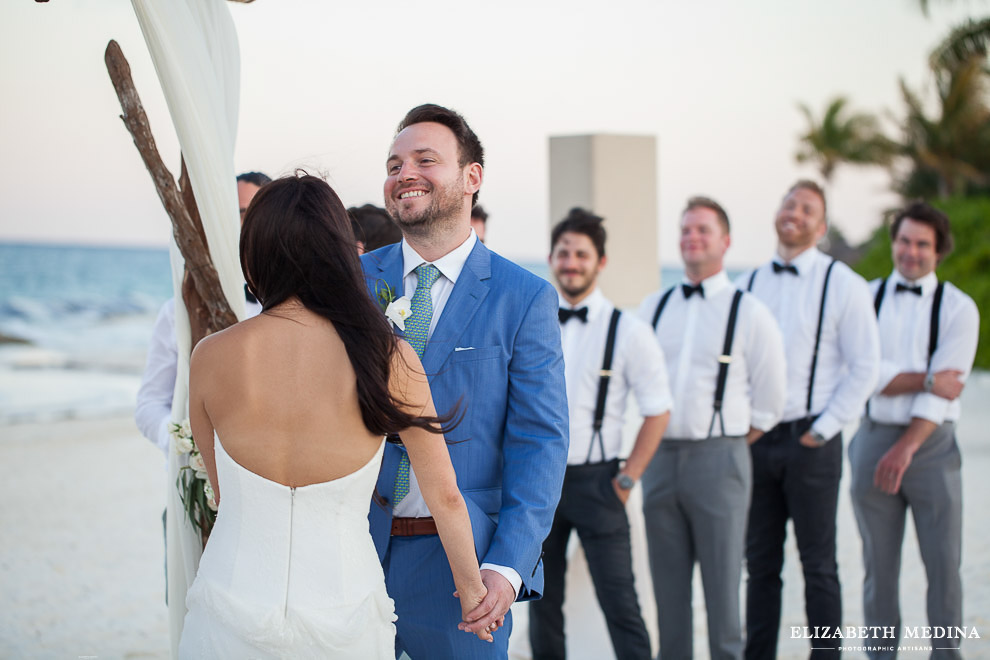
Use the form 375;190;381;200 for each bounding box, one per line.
479;563;522;599
749;409;778;433
812;413;842;442
910;393;949;426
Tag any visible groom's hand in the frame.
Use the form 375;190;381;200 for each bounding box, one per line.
460;570;514;635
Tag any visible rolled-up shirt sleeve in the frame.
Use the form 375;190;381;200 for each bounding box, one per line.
910;294;979;424
746;298;787;432
812;277;881;440
625;318;673;418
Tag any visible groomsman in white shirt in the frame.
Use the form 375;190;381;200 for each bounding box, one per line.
850;202;979;659
638;196;787;660
529;208;671;660
738;180;880;659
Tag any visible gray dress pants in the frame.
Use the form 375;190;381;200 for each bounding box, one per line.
849;419;963;660
642;436;751;660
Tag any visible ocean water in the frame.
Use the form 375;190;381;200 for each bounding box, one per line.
0;243;173;423
0;242;689;424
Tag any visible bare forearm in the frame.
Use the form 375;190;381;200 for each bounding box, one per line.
900;417;938;453
622;412;669;481
881;369;964;400
881;372;925;396
430;495;485;600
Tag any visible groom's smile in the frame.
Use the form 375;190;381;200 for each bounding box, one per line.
384;121;478;233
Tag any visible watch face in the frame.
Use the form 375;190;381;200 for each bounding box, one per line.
617;474;635;490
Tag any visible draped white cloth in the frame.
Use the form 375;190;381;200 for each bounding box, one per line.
129;0;245;655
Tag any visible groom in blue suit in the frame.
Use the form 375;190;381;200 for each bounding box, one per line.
361;104;569;659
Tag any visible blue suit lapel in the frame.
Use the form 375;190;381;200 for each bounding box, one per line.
421;241;492;375
368;244;405;337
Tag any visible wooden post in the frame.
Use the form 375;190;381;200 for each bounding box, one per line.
104;39;237;343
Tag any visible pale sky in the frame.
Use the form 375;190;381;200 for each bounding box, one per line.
0;0;980;266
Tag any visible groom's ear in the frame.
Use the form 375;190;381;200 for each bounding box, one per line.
464;162;483;196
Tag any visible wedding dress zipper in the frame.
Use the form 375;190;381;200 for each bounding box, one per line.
284;487;295;618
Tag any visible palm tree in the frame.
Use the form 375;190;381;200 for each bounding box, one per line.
795;97;897;183
929;17;990;74
897;53;990;197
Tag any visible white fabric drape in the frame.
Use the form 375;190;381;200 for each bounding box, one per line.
129;0;244;655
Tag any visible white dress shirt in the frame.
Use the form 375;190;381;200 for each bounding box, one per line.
867;270;979;425
135;295;262;458
736;248;880;440
560;288;672;465
639;271;787;440
393;230;522;594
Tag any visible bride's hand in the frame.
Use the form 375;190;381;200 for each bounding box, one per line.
453;586;494;642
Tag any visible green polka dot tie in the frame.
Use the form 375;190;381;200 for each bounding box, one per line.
393;263;441;504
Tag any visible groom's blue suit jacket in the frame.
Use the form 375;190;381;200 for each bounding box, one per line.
361;239;568;600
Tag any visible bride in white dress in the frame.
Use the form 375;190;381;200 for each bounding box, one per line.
178;174;492;657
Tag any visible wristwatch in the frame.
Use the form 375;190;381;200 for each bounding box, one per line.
809;430;828;447
615;473;635;490
923;372;936;393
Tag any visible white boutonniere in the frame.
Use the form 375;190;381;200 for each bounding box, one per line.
375;281;412;331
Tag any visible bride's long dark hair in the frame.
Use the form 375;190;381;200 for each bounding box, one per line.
239;173;451;436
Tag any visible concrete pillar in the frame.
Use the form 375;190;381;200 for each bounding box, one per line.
548;134;659;308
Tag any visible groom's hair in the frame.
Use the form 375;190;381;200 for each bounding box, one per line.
397;104;484;207
240;172;456;437
550;207;607;259
236;171;273;188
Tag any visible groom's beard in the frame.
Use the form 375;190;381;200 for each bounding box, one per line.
387;179;466;241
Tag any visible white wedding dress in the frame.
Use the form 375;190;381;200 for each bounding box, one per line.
178;437;396;658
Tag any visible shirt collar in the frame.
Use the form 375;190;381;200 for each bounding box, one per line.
681;270;731;298
776;245;820;275
890;268;938;295
400;229;478;284
558;287;607;321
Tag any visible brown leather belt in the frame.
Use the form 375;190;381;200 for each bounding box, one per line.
391;517;438;536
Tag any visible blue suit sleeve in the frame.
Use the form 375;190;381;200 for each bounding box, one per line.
481;280;568;600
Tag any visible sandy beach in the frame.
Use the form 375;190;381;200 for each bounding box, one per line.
2;374;989;659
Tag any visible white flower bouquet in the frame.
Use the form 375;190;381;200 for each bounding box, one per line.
170;419;218;538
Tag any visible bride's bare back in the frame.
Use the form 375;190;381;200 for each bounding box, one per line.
190;302;382;489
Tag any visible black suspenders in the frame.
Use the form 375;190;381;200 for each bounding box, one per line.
748;259;836;418
587;309;622;464
873;277;945;370
709;290;744;437
806;260;837;417
651;287;676;331
652;286;744;438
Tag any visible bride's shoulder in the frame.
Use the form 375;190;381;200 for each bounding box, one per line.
190;320;254;368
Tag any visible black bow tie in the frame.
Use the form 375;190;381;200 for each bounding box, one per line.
895;283;922;296
559;306;589;324
682;283;704;299
245;283;258;304
772;262;799;275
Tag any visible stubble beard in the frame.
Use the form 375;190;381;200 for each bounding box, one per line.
558;271;596;301
388;182;465;242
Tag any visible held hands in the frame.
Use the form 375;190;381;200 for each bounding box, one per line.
457;570;513;642
932;369;965;400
